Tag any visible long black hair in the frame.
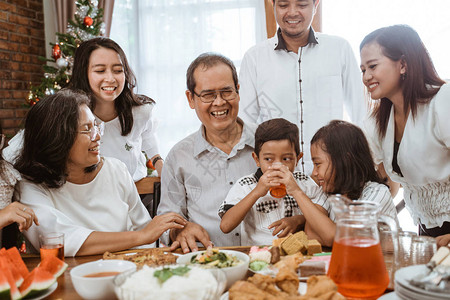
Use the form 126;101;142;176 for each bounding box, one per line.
70;37;142;136
311;120;382;199
360;25;445;139
14;89;90;188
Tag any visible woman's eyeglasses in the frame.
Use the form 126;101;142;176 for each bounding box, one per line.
79;122;105;141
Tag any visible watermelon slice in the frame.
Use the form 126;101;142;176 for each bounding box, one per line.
0;272;11;300
0;256;23;287
5;247;29;279
0;267;21;300
38;256;68;278
19;268;55;299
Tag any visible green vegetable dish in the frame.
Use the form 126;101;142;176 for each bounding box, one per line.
190;248;242;268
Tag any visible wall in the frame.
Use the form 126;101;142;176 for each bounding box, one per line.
0;0;45;137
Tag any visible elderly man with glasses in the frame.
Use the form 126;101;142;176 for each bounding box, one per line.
157;53;258;253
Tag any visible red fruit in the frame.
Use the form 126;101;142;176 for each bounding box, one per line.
39;256;68;278
5;247;29;278
19;268;55;299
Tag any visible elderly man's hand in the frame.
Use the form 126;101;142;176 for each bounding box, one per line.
169;222;213;253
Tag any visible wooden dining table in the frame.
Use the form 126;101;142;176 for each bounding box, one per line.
22;246;252;299
23;245;392;299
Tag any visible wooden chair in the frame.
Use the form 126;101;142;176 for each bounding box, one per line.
135;177;161;218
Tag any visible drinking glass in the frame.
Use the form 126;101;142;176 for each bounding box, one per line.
411;236;437;265
397;231;417;269
269;162;286;198
39;232;65;261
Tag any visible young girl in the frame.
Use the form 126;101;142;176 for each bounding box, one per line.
69;37;163;181
309;120;398;237
0;126;38;246
360;25;449;240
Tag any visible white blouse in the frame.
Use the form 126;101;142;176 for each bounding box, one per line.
20;157;151;256
364;84;450;228
96;103;159;182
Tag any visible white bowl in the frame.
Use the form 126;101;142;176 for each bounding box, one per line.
114;265;226;300
70;259;136;300
176;250;249;290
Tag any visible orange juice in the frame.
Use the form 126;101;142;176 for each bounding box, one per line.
328;237;389;299
40;244;64;261
270;184;286;198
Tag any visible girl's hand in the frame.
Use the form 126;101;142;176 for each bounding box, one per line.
0;202;39;231
142;212;187;244
436;234;450;247
268;215;305;237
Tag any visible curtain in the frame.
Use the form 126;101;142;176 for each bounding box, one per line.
52;0;76;33
98;0;115;37
52;0;114;37
110;0;266;157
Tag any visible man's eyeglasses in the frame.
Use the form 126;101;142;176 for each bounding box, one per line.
79;122;105;141
193;88;238;103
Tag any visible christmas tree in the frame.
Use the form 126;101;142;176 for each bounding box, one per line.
27;0;105;106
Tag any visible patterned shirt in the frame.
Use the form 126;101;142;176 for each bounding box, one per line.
218;169;327;246
157;120;257;247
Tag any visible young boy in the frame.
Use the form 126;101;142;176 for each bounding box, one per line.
219;118;332;246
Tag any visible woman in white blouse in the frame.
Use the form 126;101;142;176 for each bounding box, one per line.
15;89;186;256
359;24;449;246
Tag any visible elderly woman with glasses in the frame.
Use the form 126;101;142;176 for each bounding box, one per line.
15;89;186;256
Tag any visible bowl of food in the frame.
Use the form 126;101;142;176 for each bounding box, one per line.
176;248;249;290
70;259;136;300
114;265;226;300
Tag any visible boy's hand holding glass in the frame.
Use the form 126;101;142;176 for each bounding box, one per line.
268;162;301;197
253;170;281;198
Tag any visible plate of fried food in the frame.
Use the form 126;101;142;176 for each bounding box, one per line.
103;248;178;268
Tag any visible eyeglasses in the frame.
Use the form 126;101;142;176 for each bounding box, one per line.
193;88;238;103
79;122;104;141
0;134;5;149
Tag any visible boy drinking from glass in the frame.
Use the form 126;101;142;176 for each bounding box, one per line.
219;118;333;246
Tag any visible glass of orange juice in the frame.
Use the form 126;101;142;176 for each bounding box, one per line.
39;232;64;261
269;162;287;198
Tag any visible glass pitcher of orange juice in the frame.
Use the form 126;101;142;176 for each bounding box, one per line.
327;195;398;299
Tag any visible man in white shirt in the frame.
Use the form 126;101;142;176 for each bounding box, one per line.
239;0;365;174
158;53;257;253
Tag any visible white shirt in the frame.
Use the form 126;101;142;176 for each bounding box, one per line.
218;170;327;246
364;84;450;228
239;29;366;174
20;157;151;256
97;103;159;181
157;120;257;247
3;103;160;182
328;181;398;225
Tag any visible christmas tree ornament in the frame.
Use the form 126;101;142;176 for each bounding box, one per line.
52;44;61;60
56;57;68;68
84;16;93;26
44;88;51;95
